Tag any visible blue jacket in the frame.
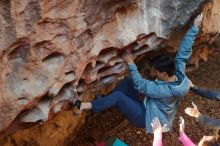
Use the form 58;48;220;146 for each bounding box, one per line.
128;26;199;133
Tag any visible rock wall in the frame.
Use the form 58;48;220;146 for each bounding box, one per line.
0;0;220;145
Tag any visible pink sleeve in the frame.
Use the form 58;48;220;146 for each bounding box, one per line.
153;132;162;146
178;132;196;146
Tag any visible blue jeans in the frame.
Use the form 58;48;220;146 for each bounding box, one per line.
92;78;145;128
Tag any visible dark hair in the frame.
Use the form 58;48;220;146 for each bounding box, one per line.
202;135;220;146
152;55;175;77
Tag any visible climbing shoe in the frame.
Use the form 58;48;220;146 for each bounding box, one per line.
71;100;81;110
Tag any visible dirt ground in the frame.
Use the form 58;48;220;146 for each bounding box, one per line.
69;49;220;146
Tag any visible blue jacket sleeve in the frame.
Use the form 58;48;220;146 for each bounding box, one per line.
197;114;220;129
128;64;171;98
191;87;220;101
175;26;199;76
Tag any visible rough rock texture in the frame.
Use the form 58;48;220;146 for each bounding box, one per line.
1;0;220;145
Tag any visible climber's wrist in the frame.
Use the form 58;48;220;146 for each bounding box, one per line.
127;60;134;65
